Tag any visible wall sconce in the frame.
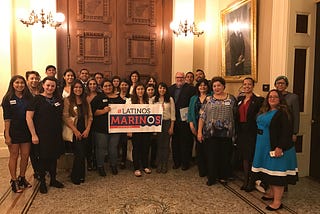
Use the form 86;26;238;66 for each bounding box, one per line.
18;9;65;29
170;20;205;37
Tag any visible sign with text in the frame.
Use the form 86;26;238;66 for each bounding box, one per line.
108;104;163;133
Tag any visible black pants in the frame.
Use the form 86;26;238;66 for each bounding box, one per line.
149;133;157;166
71;138;86;182
196;139;207;176
119;133;128;163
205;137;232;183
38;158;58;182
172;121;193;167
132;133;150;170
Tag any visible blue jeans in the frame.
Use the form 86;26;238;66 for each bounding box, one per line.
94;132;120;167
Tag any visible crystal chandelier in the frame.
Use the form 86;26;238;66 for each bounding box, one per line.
170;20;205;37
18;9;65;29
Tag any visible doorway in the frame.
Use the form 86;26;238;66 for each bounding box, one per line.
310;2;320;179
56;0;172;83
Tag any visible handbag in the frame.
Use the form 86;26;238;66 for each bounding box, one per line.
62;117;75;142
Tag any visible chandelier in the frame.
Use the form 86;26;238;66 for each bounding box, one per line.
18;9;65;29
170;20;205;37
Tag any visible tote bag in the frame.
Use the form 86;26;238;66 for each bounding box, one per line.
62;117;75;142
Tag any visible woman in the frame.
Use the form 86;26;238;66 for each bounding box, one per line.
112;75;121;94
63;80;93;185
26;71;41;96
126;82;152;177
86;78;100;170
146;84;157;168
197;76;237;186
153;82;175;173
251;89;298;211
236;77;264;191
61;68;76;98
91;79;124;176
185;71;195;86
146;76;157;87
129;70;140;95
26;76;65;194
188;78;211;177
26;71;41;179
2;75;33;193
118;79;130;169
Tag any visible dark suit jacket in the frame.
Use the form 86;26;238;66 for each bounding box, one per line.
169;83;196;122
236;94;264;131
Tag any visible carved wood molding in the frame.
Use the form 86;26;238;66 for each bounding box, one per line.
77;30;112;64
77;0;112;23
127;0;156;26
126;32;157;65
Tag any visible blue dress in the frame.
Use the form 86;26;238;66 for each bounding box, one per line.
252;110;298;186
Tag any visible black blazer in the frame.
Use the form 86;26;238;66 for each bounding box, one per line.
236;94;264;131
169;83;196;122
269;110;293;151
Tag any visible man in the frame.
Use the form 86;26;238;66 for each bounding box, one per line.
94;72;104;92
79;68;90;88
195;69;206;83
45;65;57;77
169;72;196;170
185;71;195;86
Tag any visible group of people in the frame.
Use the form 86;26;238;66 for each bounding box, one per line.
2;66;298;210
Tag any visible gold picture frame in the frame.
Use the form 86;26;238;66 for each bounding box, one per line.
221;0;257;82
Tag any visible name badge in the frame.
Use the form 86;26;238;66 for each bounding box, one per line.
224;101;231;106
103;99;108;103
10;100;17;105
54;102;61;107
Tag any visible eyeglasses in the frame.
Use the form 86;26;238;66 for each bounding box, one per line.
268;96;279;99
276;82;286;85
176;76;184;79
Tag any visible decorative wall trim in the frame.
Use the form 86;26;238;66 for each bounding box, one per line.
127;0;156;26
77;30;112;64
77;0;112;23
126;33;156;65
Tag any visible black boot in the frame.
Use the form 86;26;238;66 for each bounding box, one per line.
50;179;64;188
245;172;256;192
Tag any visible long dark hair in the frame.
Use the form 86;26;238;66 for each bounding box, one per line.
154;82;170;103
62;68;76;88
259;89;290;119
120;78;130;98
2;75;32;105
130;82;148;104
68;79;89;117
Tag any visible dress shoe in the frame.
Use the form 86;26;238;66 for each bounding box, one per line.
98;167;106;177
261;196;274;201
39;181;48;194
172;164;180;169
266;204;283;211
206;180;216;186
219;179;228;185
181;165;189;171
111;166;118;175
50;179;64;188
71;179;81;185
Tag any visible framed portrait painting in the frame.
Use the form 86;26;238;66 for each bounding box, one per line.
221;0;257;82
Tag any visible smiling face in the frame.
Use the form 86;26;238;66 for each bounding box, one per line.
268;90;280;109
136;85;145;98
130;73;139;84
46;67;56;77
212;81;225;95
102;81;114;95
120;81;129;93
73;83;83;96
79;69;90;82
198;82;208;94
175;72;185;87
185;73;194;85
64;71;75;85
13;78;26;94
242;79;254;94
27;74;40;88
42;80;56;96
146;86;155;98
88;79;97;93
112;78;120;87
158;85;167;96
